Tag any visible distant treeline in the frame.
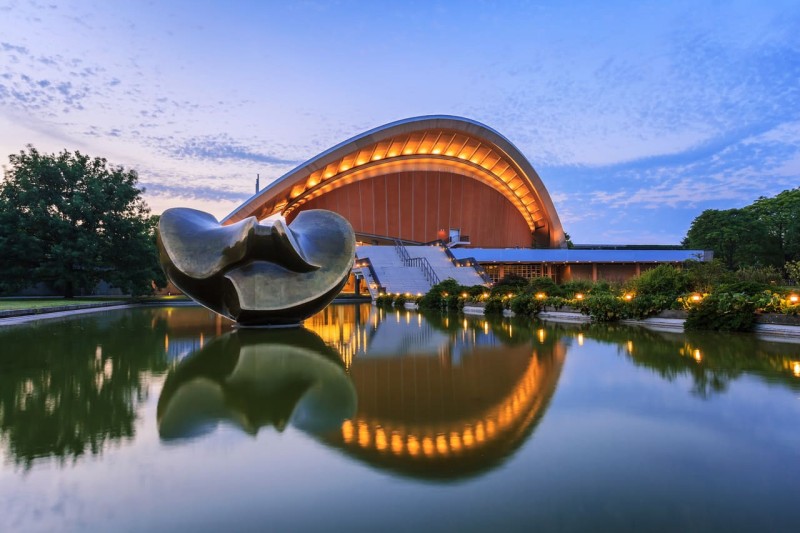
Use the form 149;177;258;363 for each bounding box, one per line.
683;188;800;271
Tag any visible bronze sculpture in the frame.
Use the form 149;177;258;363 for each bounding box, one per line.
157;208;355;326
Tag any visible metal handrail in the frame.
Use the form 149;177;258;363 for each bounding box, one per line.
394;240;439;287
353;257;385;297
456;257;493;285
393;239;411;263
408;257;440;285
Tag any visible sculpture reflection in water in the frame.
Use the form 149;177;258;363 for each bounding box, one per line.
157;208;355;326
159;304;568;481
157;328;357;440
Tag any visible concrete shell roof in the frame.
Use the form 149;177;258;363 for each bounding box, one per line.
222;115;566;248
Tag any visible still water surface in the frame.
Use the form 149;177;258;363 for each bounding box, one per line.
1;304;799;531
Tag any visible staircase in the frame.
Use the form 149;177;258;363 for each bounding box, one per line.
355;243;487;298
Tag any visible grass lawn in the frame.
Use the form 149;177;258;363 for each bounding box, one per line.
0;298;124;311
0;295;191;311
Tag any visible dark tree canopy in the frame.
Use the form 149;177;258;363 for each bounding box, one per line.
0;146;166;297
683;188;800;271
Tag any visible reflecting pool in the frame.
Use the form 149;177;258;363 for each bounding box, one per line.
1;304;799;531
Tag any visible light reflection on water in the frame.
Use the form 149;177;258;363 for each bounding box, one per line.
0;304;799;531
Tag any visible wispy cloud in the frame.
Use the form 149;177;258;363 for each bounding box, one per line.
142;182;250;204
166;135;301;166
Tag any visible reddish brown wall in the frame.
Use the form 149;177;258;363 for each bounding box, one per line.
288;171;533;248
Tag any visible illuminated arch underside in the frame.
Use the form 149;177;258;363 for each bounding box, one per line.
224;117;566;248
324;342;566;480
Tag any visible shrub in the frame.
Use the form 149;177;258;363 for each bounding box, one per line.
509;294;530;315
628;264;689;299
590;281;615;294
561;280;594;297
735;265;784;285
715;281;772;296
490;274;528;296
684;259;733;293
526;277;563;297
786;260;800;285
445;294;462;310
685;293;757;332
375;294;393;307
621;294;675;319
484;296;506;315
419;278;463;309
580;294;625;322
545;296;570;310
394;294;408;308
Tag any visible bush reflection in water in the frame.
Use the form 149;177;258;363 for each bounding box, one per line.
1;303;799;475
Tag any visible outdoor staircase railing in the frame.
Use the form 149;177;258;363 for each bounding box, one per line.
393;239;440;287
407;256;440;286
353;257;385;299
424;240;493;286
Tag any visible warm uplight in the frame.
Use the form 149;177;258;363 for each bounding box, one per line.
341;420;354;443
436;435;448;455
691;293;703;303
507;292;513;298
407;436;420;456
422;437;435;456
624;293;634;301
358;422;370;447
375;428;387;451
790;294;799;304
449;432;462;451
575;293;584;300
442;292;448;297
535;292;546;300
461;292;468;298
391;433;403;454
463;427;475;447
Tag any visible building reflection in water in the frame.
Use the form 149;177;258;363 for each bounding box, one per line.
157;303;566;480
307;304;567;480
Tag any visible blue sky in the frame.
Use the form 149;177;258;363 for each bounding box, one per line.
1;0;798;244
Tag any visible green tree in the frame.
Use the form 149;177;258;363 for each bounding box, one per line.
682;208;765;270
0;146;165;297
745;188;800;265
